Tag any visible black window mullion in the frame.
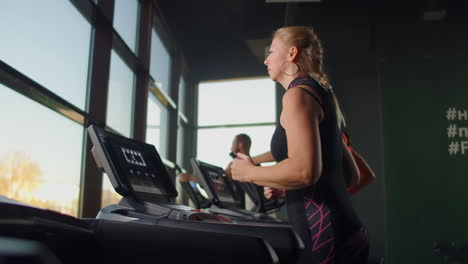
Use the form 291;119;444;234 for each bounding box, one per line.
133;0;153;142
185;78;199;170
166;53;181;167
112;30;139;74
69;0;95;25
0;60;88;125
80;0;115;218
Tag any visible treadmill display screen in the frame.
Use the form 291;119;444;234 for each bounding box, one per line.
121;147;147;167
88;125;178;201
194;159;237;205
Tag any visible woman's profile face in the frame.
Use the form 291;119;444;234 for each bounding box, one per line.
264;37;289;82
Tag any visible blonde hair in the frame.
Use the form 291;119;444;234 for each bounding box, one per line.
274;26;346;128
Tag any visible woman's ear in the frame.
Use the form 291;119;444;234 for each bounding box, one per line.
288;46;299;61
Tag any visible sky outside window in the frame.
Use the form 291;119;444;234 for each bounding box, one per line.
113;0;139;53
198;78;276;126
146;94;169;158
197;78;277;168
0;0;91;110
150;30;171;95
178;77;187;115
106;50;135;138
0;84;83;216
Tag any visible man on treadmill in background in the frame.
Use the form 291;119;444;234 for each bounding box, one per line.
178;134;252;209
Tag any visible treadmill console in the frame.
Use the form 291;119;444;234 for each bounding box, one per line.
191;158;278;221
88;124;178;203
190;158;241;208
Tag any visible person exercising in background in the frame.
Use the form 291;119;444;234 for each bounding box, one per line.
179;133;252;182
225;134;252;179
178;133;253;208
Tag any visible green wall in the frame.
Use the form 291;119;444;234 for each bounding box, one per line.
381;55;468;264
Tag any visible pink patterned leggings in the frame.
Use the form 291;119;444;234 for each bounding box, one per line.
304;196;369;264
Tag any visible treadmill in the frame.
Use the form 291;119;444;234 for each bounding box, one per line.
88;124;304;264
174;164;212;209
239;181;285;213
0;195;97;264
88;124;223;222
0;196;276;264
190;157;279;222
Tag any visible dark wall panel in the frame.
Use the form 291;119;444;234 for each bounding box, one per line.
378;21;468;264
313;20;387;263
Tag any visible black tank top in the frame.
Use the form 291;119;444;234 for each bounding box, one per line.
270;76;362;245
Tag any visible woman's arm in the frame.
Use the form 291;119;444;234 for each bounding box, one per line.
342;141;360;187
231;88;323;190
347;149;376;195
227;151;273;178
251;151;275;165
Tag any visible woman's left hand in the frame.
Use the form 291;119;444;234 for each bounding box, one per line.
231;152;255;183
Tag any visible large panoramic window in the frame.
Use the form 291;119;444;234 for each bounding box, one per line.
113;0;139;52
198;78;276;126
197;78;276;167
197;126;276;169
0;1;92;110
149;30;171;95
101;172;121;208
0;85;83;216
106;50;135;138
177;76;188;166
178;77;187;116
177;121;187;166
146;94;169;158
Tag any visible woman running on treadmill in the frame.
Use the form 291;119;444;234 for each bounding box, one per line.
231;26;369;264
